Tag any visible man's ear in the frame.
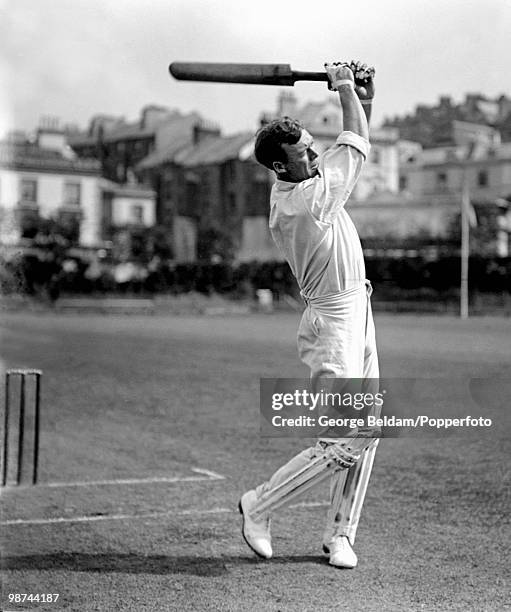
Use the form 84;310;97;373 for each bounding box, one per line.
273;161;286;174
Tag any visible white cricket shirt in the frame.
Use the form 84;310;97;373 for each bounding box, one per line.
269;131;370;296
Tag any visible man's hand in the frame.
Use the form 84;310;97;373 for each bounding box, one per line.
349;60;375;101
324;62;355;92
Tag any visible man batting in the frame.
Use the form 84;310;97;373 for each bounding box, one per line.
239;60;380;568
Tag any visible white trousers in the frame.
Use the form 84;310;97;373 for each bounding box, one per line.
255;282;379;545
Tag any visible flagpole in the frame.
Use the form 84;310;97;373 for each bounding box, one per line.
460;174;470;319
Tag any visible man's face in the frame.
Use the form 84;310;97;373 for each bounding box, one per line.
277;130;319;183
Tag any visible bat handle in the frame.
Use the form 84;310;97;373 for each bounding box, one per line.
292;71;329;83
292;70;373;85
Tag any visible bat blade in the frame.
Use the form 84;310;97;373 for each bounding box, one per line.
169;62;296;86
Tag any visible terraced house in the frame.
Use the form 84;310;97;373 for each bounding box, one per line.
0;124;102;247
0;121;156;250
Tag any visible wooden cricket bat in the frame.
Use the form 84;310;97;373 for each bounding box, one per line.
169;62;330;86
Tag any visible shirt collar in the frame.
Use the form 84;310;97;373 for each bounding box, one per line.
273;171;321;193
274;178;298;191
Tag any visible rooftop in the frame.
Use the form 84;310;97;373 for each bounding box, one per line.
99;178;155;198
174;133;254;167
136;113;205;170
408;140;511;166
68;109;202;147
0;141;101;174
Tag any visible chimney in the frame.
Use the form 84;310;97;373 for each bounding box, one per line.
193;120;221;145
140;105;174;130
36;116;67;153
88;115;124;138
277;91;298;118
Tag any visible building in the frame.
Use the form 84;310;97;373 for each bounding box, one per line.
398;138;511;255
0;120;158;253
0;126;102;247
384;93;511;147
136;121;222;231
68;106;218;224
100;179;156;234
400;140;511;201
138;131;279;262
68;106;200;182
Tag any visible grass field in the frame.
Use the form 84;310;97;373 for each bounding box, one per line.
0;312;510;611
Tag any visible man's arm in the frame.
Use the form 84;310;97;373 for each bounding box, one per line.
302;63;371;223
350;60;375;127
325;63;368;142
360;100;372;125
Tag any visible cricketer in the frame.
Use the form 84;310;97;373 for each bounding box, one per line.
239;61;380;569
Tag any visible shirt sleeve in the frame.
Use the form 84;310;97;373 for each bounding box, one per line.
300;131;370;224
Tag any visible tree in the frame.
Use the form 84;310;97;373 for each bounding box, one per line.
446;204;500;257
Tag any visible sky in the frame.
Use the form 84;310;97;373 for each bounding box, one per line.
1;0;510;138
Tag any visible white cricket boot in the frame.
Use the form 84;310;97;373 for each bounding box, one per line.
328;536;358;569
238;489;272;559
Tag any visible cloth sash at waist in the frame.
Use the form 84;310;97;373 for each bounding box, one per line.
300;280;372;317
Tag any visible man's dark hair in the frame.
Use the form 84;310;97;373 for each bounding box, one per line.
254;117;302;170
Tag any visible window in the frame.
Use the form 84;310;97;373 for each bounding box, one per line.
225;161;236;182
201;170;210;193
186;180;200;216
477;170;488;187
131;204;144;224
20;178;37;202
163;179;173;201
19;209;39;238
56;209;81;244
64;182;81;206
436;172;447;188
246;180;270;216
371;148;381;164
399;175;408;191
